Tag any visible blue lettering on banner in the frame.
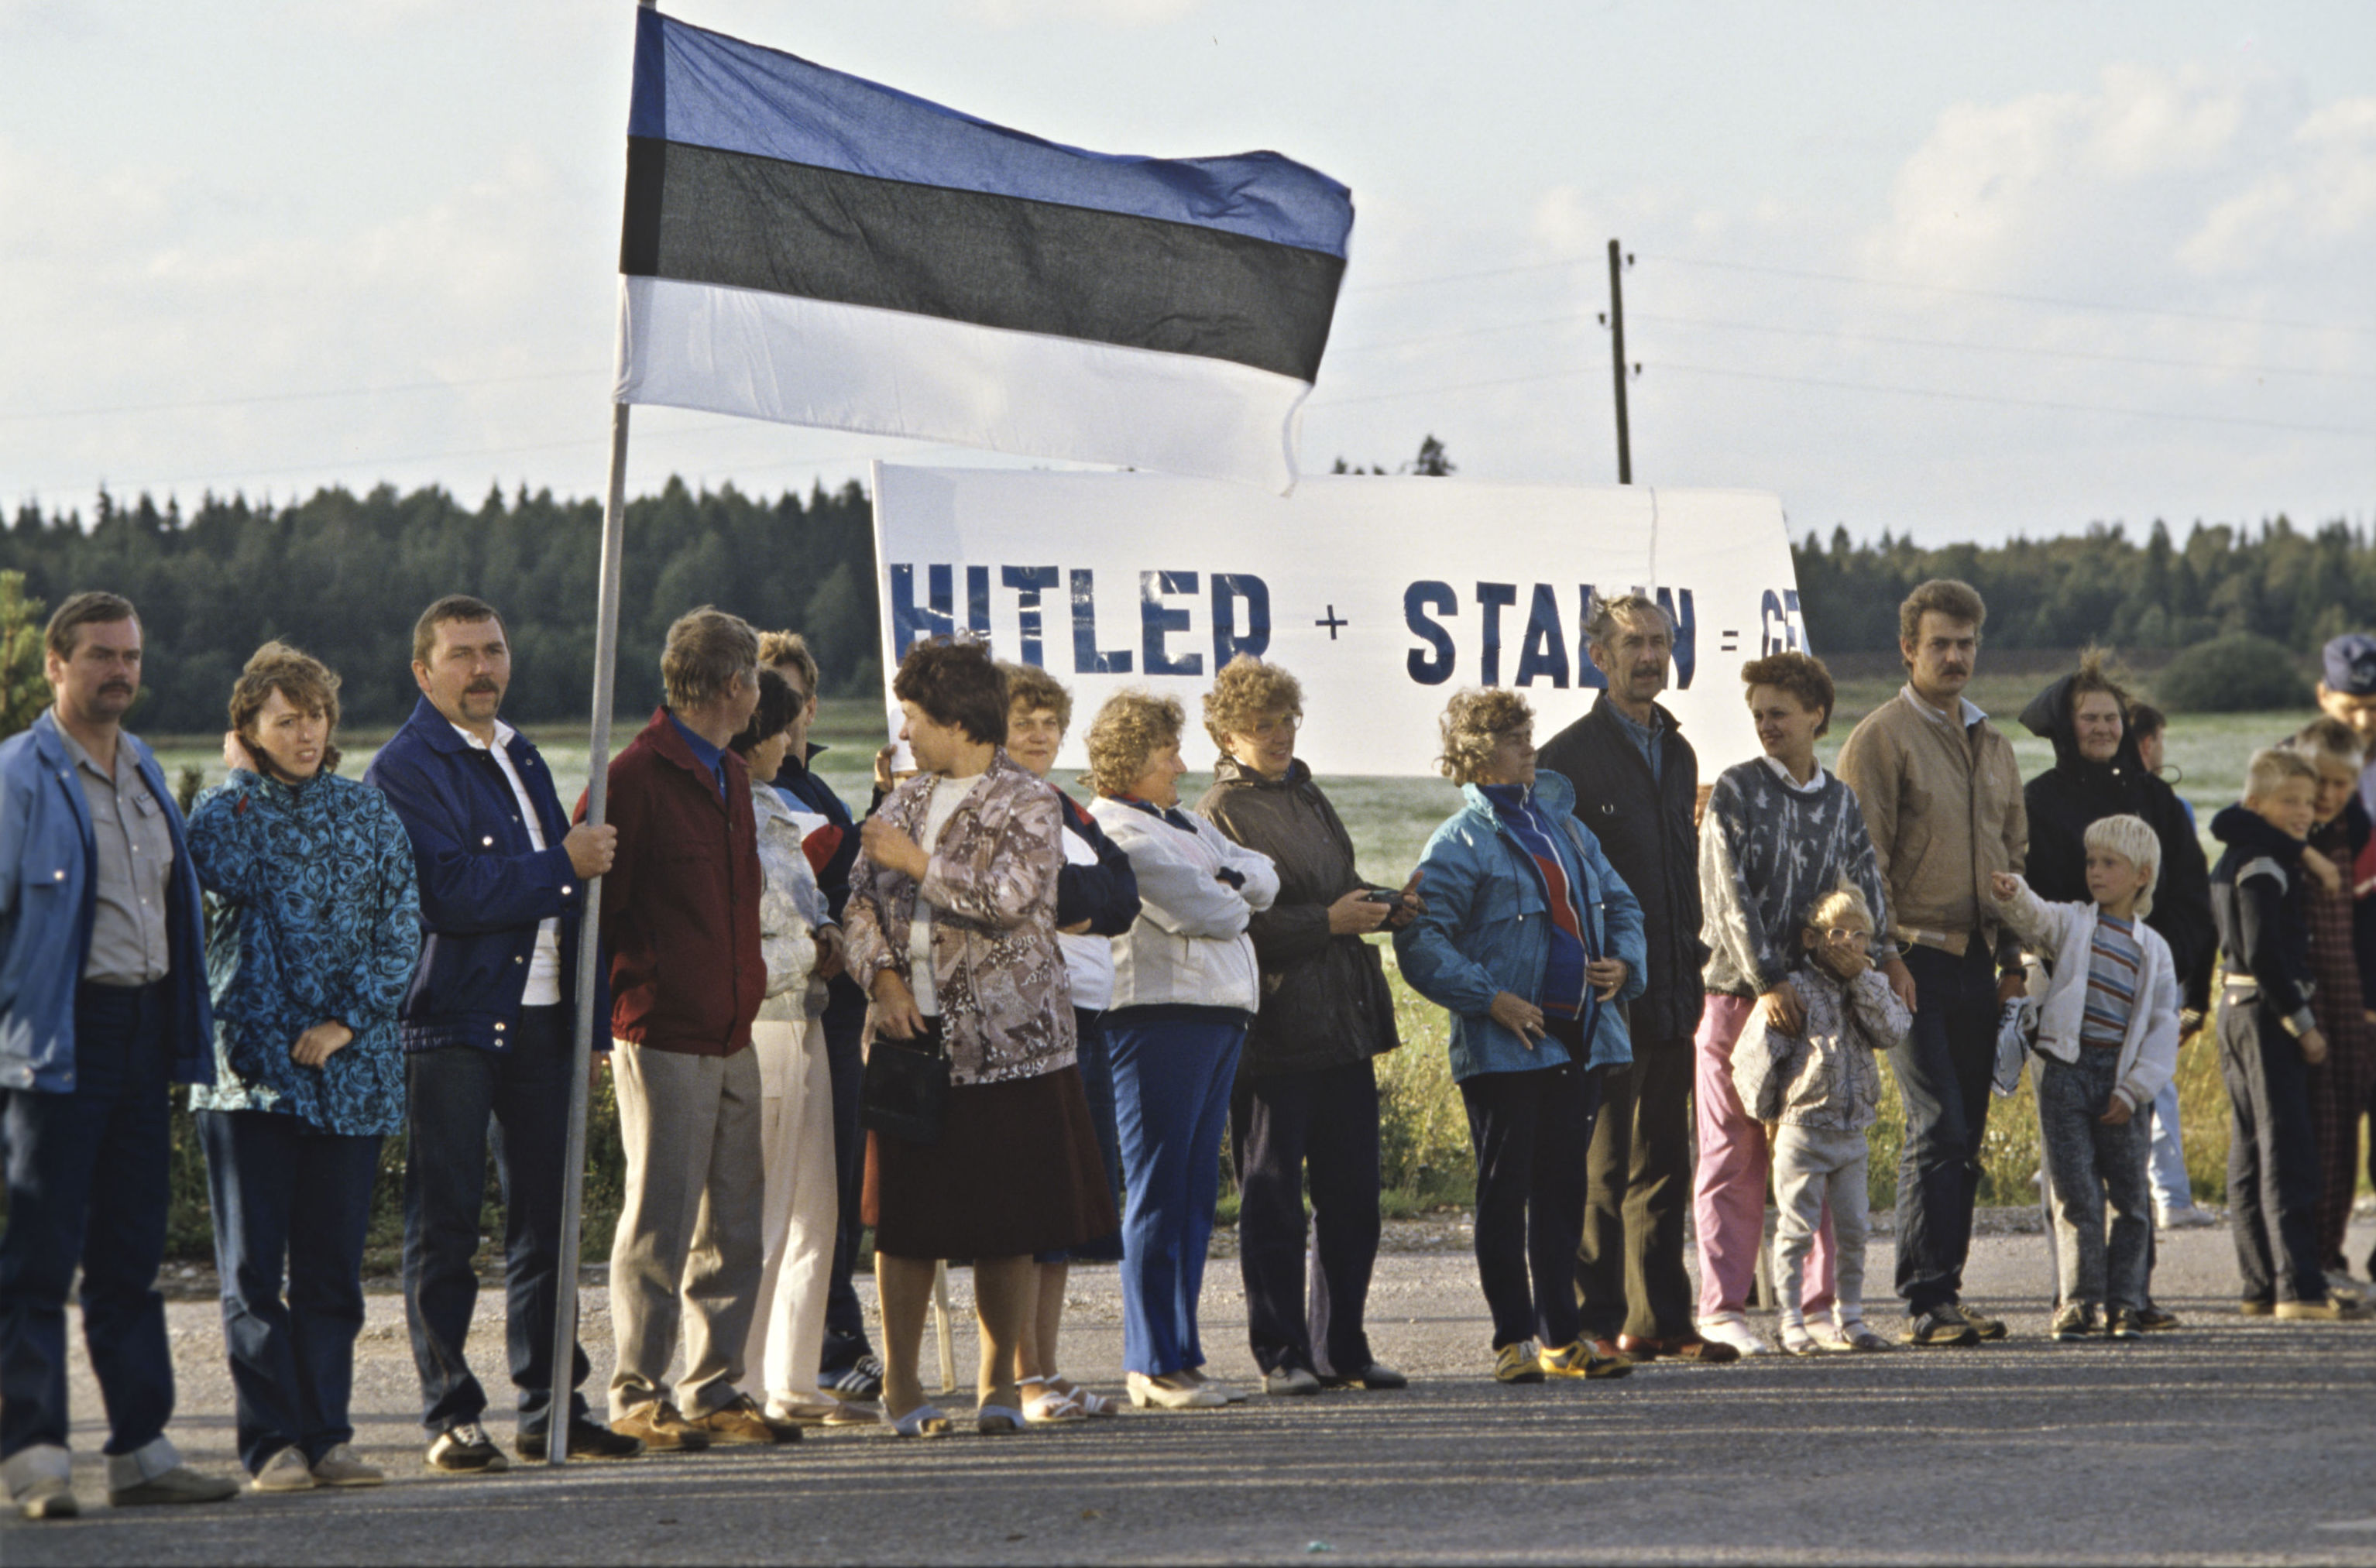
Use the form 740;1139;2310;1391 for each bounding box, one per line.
1141;571;1203;677
1513;584;1569;688
1759;588;1806;655
1071;570;1132;674
1574;584;1606;690
888;563;954;657
967;566;991;637
1475;583;1517;687
1210;574;1272;667
1404;582;1458;685
1001;566;1059;667
1655;586;1697;690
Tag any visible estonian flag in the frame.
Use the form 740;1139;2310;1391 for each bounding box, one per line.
616;11;1355;492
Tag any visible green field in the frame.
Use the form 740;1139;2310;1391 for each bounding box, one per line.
139;689;2334;1257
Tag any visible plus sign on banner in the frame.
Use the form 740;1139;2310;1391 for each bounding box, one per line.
869;464;1805;777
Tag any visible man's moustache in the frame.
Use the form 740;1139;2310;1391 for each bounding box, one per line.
465;681;500;694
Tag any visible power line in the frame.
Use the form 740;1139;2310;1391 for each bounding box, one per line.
1626;312;2372;380
0;367;613;425
1641;252;2376;335
1648;361;2376;437
1340;248;2374;335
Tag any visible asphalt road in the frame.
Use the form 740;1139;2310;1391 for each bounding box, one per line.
8;1216;2376;1565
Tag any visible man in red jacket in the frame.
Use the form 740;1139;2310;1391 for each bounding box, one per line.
589;607;787;1450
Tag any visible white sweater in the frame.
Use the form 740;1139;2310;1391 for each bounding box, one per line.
1994;876;2181;1112
1090;797;1279;1015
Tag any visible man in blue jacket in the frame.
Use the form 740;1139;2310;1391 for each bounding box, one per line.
364;595;641;1470
0;592;239;1519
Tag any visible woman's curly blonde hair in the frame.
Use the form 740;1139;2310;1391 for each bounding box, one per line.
1437;688;1533;785
1203;654;1303;752
228;641;344;774
1084;688;1185;796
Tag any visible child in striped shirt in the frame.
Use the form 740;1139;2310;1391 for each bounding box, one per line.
1990;815;2183;1341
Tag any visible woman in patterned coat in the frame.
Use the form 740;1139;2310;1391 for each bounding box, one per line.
843;637;1115;1437
186;643;421;1492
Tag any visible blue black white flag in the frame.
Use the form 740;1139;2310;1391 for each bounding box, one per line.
615;10;1355;492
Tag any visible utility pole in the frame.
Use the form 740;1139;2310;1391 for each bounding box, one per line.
1605;238;1633;485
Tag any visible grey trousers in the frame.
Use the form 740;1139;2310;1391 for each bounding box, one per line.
608;1041;766;1420
2037;1050;2152;1310
1771;1124;1870;1330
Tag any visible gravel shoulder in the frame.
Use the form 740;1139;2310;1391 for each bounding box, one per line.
9;1218;2376;1565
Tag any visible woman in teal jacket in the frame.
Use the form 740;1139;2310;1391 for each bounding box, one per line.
185;645;420;1493
1395;688;1645;1386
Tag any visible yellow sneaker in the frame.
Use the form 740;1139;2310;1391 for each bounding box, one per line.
1539;1340;1633;1380
1493;1342;1545;1384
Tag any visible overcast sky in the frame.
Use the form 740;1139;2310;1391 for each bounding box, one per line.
3;0;2368;544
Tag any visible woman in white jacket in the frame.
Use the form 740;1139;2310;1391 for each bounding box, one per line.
729;671;842;1422
1990;813;2181;1342
1087;690;1280;1410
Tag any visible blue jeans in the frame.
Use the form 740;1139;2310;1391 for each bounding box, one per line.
0;981;177;1461
1890;943;1999;1315
2147;1077;2192;1211
817;975;875;1376
1062;1008;1125;1264
402;1007;591;1436
1108;1013;1245;1377
197;1110;379;1474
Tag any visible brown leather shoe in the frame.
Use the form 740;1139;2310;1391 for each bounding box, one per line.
612;1401;712;1452
1619;1333;1741;1364
686;1394;801;1445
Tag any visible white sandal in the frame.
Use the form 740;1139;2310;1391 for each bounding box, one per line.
1047;1374;1119;1417
1022;1383;1087;1424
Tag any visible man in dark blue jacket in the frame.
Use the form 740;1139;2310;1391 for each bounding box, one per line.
364;595;641;1470
757;631;881;1406
0;592;236;1519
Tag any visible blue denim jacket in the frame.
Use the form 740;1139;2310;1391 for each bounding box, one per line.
1393;770;1645;1082
0;711;214;1093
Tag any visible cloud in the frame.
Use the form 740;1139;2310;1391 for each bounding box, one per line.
2181;96;2376;273
948;0;1200;28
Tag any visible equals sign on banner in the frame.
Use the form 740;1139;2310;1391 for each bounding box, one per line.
1717;628;1741;654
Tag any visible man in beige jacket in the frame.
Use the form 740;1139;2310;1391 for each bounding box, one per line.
1835;579;2028;1347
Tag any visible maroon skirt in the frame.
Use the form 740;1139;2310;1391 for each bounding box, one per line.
864;1063;1118;1261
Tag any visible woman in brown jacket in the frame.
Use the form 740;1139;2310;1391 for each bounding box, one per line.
1194;655;1420;1395
844;639;1115;1436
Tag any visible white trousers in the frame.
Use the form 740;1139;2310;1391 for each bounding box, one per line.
739;1018;839;1408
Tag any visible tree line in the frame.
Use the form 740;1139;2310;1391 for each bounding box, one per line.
0;475;2362;735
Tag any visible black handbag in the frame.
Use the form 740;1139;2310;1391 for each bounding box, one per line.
862;1017;950;1144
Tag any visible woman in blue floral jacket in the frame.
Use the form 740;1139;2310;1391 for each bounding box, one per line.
186;644;421;1493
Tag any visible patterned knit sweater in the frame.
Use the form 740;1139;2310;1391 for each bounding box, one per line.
1698;757;1892;998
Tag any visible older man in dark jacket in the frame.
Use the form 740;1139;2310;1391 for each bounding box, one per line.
1197;657;1417;1395
1536;593;1729;1364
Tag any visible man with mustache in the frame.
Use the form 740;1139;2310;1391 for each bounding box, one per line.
0;592;239;1518
1537;593;1730;1364
1836;578;2028;1347
363;596;640;1469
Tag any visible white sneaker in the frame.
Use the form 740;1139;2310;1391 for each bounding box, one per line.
1695;1315;1773;1357
251;1446;316;1493
2156;1205;2218;1230
1126;1371;1227;1409
309;1443;386;1487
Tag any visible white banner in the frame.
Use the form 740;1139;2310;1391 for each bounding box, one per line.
870;465;1807;777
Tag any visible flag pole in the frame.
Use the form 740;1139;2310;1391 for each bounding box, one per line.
547;397;631;1466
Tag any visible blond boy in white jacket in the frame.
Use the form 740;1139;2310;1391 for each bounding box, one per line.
1990;813;2182;1342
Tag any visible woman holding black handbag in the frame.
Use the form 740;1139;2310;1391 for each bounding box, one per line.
843;637;1115;1438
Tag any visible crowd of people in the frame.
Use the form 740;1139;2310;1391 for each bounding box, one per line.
3;576;2373;1521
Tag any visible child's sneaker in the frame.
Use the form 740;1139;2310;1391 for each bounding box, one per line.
1900;1309;1980;1347
1493;1342;1546;1384
2106;1307;2145;1341
2050;1302;2099;1341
